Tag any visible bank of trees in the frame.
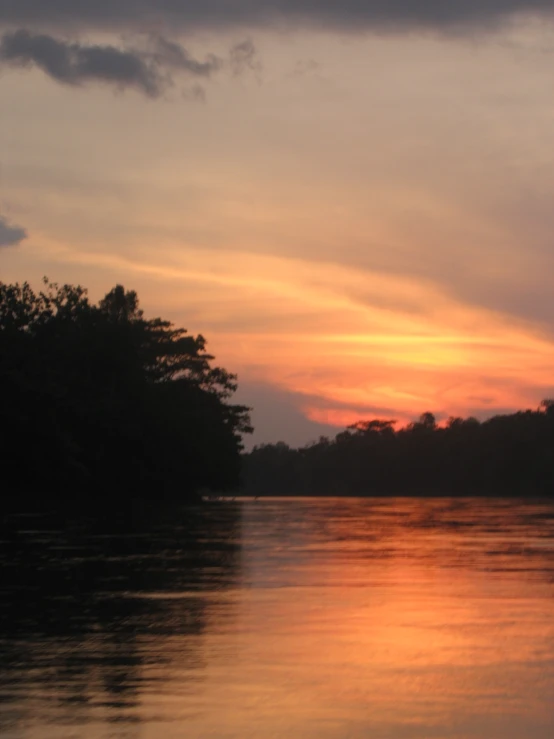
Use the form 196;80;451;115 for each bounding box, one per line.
0;279;251;501
242;405;554;496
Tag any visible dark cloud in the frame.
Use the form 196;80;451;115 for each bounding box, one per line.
0;30;223;96
0;215;27;247
0;30;164;95
0;0;551;34
0;30;257;95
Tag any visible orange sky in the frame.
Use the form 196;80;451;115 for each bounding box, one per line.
2;17;554;445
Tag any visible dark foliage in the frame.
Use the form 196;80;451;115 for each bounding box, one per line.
0;279;252;501
242;404;554;496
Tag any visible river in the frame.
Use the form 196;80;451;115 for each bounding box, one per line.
1;497;554;738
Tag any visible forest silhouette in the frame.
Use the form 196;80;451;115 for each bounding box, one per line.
0;278;252;501
3;277;554;501
242;406;554;496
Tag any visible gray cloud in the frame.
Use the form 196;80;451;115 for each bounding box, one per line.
0;215;27;247
0;30;223;96
0;30;165;96
0;0;552;34
0;30;258;96
152;35;221;76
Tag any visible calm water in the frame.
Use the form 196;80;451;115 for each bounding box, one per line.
2;498;554;738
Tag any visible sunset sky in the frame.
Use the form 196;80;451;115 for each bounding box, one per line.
2;1;554;445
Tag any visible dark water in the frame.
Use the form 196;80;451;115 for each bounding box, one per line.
2;498;554;739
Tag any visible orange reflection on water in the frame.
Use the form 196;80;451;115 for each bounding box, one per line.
2;499;554;739
174;499;554;738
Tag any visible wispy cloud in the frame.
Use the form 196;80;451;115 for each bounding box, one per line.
0;215;27;247
33;242;554;426
150;35;221;76
229;39;261;76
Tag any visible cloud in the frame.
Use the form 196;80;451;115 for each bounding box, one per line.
229;39;261;76
0;30;221;96
234;381;338;447
152;35;221;76
0;0;552;34
0;215;27;247
44;243;554;428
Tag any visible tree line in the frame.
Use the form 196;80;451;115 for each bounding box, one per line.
0;278;252;502
242;406;554;496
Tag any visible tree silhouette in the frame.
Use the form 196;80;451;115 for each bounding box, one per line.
243;403;554;497
0;278;251;503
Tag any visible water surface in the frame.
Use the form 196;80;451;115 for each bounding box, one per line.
2;497;554;738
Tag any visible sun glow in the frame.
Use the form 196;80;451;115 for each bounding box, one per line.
29;239;554;429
